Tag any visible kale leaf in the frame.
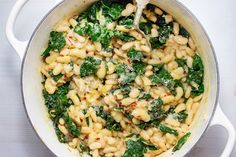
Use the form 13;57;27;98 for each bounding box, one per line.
80;56;101;77
102;2;123;20
139;22;152;35
179;26;190;38
159;124;178;136
116;64;136;85
187;55;204;96
173;132;191;152
127;49;143;61
42;31;66;57
119;16;134;28
150;25;172;49
48;71;63;82
132;61;146;74
139;91;152;100
175;58;187;68
123;137;157;157
93;106;122;131
175;111;188;122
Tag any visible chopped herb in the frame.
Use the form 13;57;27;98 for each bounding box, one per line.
173;132;191;152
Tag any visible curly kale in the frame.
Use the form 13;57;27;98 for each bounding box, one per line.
41;31;66;57
80;56;101;77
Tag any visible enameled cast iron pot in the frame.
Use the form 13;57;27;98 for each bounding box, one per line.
6;0;236;156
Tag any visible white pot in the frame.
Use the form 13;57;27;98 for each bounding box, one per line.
6;0;236;156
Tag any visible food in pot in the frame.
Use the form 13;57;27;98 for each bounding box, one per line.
40;1;204;156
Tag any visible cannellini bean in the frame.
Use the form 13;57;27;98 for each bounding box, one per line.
121;42;134;51
141;45;151;53
162;95;175;104
130;30;142;40
142;76;152;86
165;15;173;24
94;42;102;52
185;86;192;98
96;61;106;79
45;78;57;94
121;3;136;16
89;142;102;150
132;108;150;122
107;62;116;74
69;18;78;28
188;37;196;51
154;7;163;15
174;103;186;113
175;87;184;101
129;88;140;98
173;35;188;45
56;56;71;63
53;63;63;75
186;98;193;112
151;28;158;37
135;75;143;86
67;90;80;105
121;98;136;106
45;52;59;64
140;130;150;140
111;111;123;122
81;127;93;134
58;125;68;135
173;22;179;35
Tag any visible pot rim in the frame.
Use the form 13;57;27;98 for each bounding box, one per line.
20;0;220;156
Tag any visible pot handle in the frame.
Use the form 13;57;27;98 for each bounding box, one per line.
6;0;63;60
210;104;236;157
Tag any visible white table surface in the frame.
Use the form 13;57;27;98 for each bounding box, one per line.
0;0;236;156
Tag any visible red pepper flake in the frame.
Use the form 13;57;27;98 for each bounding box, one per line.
80;118;83;122
131;102;136;109
127;59;131;64
118;102;122;106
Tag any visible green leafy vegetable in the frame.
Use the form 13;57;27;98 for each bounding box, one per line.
138;98;166;129
150;68;175;91
102;3;123;20
93;106;122;131
159;124;178;136
116;64;136;85
119;16;134;28
139;22;152;35
156;16;166;27
132;61;146;74
48;71;63;82
175;58;187;68
173;132;191;152
113;31;136;42
179;26;189;38
80;57;101;77
175;111;188;122
139;91;152;100
63;113;81;136
127;49;143;61
150;25;172;49
42;31;66;57
123;137;157;157
187;55;204;96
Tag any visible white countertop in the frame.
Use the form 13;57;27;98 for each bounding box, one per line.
0;0;235;156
